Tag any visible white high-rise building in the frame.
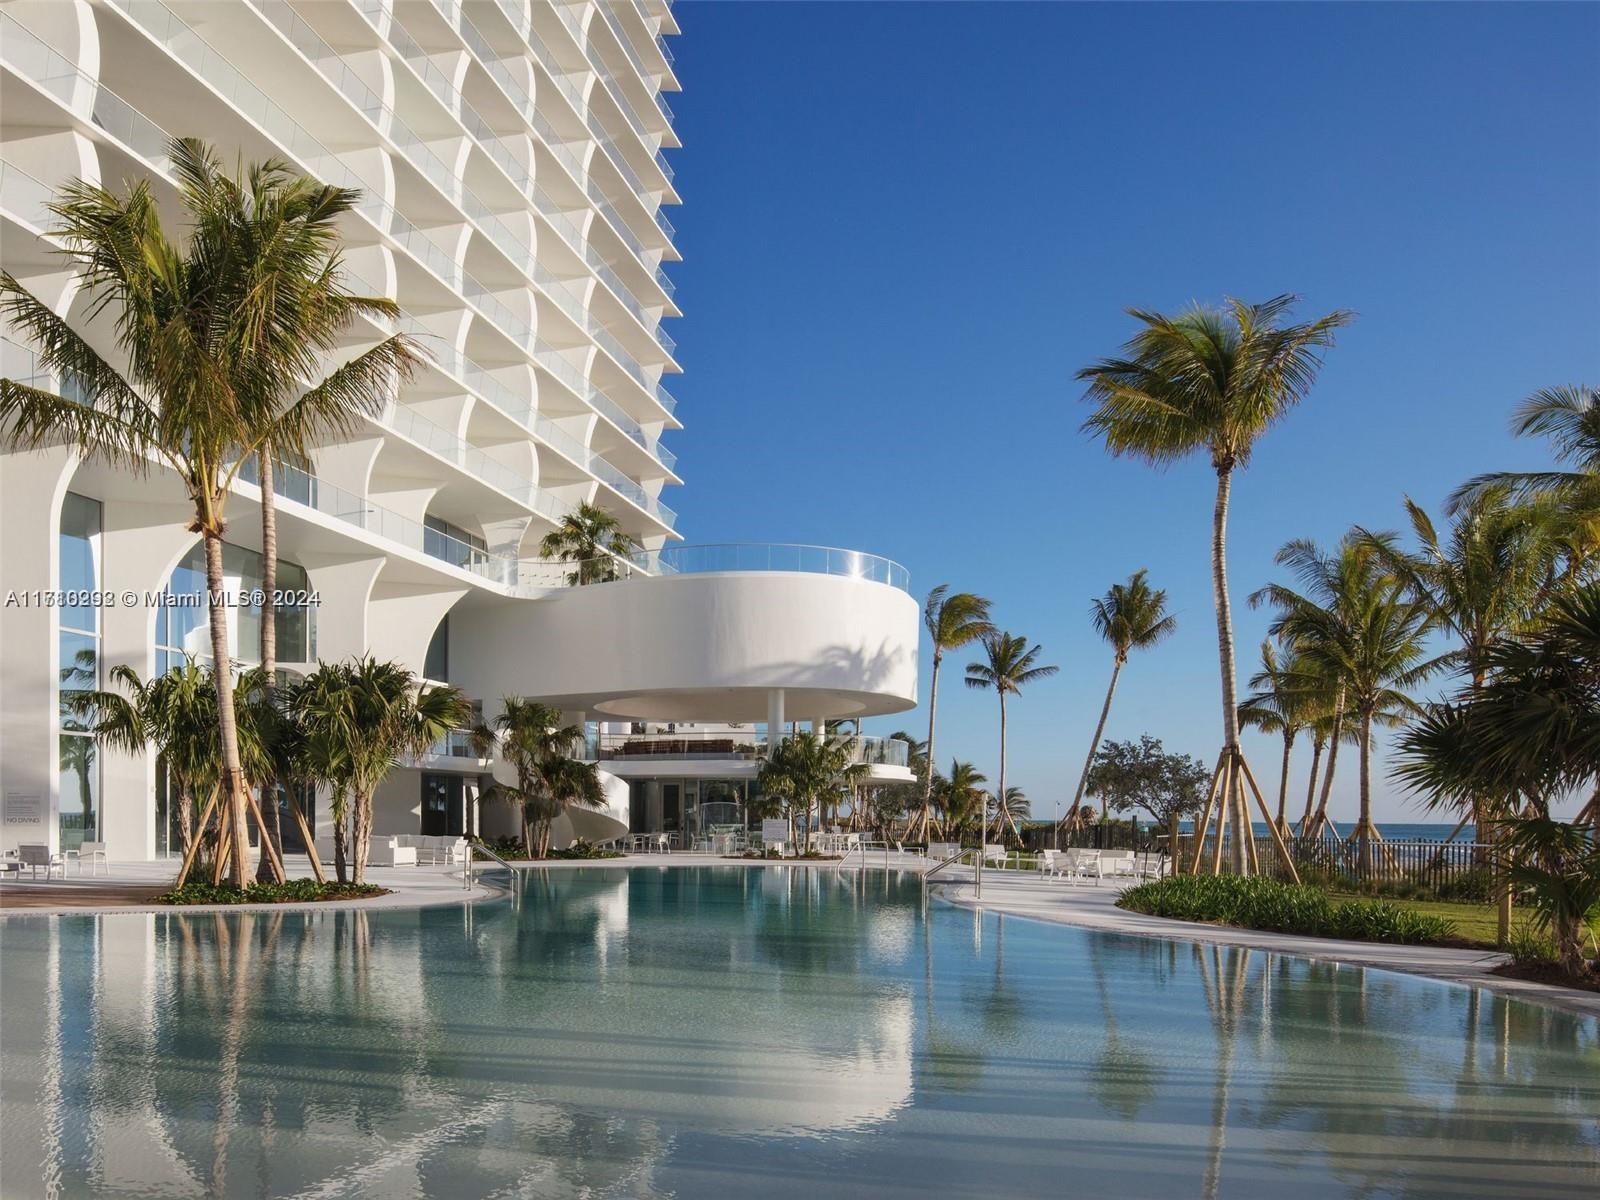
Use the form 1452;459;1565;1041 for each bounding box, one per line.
0;0;918;861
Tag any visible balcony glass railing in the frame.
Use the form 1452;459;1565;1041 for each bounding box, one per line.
631;544;911;592
584;729;911;768
595;0;674;122
518;543;911;594
97;0;676;519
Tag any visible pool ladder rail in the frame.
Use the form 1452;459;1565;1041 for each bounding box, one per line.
463;840;519;889
920;846;983;898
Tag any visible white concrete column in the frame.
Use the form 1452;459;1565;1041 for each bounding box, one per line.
765;687;785;758
0;446;76;854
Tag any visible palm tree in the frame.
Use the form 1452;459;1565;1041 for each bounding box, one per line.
1060;570;1175;840
965;631;1058;842
539;500;638;584
1395;583;1600;968
934;760;989;842
537;756;607;858
291;657;467;883
756;731;854;853
915;587;993;842
0;139;418;885
1238;637;1315;838
1080;295;1352;873
1000;786;1029;823
1453;385;1600;517
1357;491;1557;935
1256;536;1441;871
489;698;573;855
69;659;219;858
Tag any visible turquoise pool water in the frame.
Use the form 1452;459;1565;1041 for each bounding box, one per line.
1;866;1596;1198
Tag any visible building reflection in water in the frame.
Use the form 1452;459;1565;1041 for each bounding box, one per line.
1;869;1596;1199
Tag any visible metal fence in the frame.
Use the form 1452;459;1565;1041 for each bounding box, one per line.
1020;825;1493;894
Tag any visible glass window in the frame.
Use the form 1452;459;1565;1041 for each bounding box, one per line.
58;492;101;635
156;541;314;672
424;615;449;682
58;734;98;853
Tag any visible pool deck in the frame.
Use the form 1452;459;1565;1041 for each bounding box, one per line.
6;853;1596;1018
928;868;1600;1019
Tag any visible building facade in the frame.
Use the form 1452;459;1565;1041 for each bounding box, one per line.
0;0;918;860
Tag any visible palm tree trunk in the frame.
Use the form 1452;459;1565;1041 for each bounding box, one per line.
202;524;252;887
920;652;942;842
1312;694;1346;837
1209;467;1249;874
333;805;348;884
994;692;1007;844
351;785;372;885
1276;733;1293;837
1299;738;1324;835
1355;712;1374;874
1062;657;1122;841
255;453;285;883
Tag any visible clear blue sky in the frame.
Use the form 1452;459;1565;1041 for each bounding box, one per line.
661;1;1600;823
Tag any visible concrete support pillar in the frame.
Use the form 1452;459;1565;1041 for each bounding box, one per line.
0;447;76;855
765;688;785;758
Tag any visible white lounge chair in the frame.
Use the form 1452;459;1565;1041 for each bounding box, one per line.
71;841;109;876
17;843;66;880
1058;848;1102;884
1035;849;1058;879
982;844;1010;869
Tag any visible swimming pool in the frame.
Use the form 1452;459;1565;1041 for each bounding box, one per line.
2;866;1596;1198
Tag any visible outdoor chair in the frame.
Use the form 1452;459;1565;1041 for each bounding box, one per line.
1101;850;1137;881
71;841;109;876
17;843;66;880
1035;849;1058;879
982;844;1009;869
1059;848;1102;884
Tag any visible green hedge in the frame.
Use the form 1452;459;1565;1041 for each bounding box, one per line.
151;879;388;905
1116;874;1456;945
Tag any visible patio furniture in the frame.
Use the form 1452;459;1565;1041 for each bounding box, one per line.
982;844;1010;869
1035;849;1058;879
366;837;418;868
1135;851;1168;880
70;841;109;876
926;842;962;862
1056;848;1101;884
17;843;66;880
1100;850;1137;881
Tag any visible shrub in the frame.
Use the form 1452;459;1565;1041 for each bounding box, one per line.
547;839;624;860
1117;874;1456;945
152;879;388;905
1505;924;1559;967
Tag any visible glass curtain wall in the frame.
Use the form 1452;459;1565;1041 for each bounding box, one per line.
58;492;102;852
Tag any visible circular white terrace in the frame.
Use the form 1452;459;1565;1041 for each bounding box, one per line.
451;544;920;722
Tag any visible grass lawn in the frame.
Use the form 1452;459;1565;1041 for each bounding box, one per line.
1328;894;1600;950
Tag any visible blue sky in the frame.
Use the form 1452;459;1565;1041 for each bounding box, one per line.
660;1;1600;823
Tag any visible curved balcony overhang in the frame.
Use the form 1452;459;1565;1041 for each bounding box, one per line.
450;551;919;722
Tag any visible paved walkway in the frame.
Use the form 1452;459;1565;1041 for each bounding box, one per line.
0;856;501;915
930;867;1600;1018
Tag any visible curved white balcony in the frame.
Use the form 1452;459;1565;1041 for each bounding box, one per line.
450;551;921;724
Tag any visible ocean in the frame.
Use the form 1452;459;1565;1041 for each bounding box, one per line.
1174;821;1478;842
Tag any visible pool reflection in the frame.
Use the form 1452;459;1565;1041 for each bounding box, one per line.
1;867;1596;1198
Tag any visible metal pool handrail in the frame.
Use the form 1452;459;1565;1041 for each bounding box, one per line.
465;841;518;889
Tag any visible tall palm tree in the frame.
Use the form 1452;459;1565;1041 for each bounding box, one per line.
965;631;1058;842
1061;570;1176;839
291;657;467;883
1080;295;1351;873
915;586;993;841
492;700;588;857
1238;637;1315;838
0;139;417;884
1256;536;1441;871
539;500;637;584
